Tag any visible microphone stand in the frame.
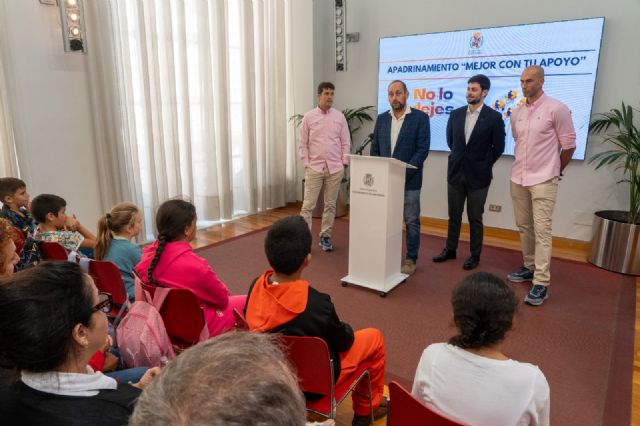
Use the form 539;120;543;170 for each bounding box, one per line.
355;134;374;155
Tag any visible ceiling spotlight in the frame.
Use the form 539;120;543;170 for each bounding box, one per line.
335;0;347;71
58;0;86;52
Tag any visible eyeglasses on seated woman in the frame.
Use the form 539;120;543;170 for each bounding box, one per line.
0;261;159;426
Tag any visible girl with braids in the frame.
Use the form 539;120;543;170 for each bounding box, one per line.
134;199;246;336
411;272;550;426
95;203;142;301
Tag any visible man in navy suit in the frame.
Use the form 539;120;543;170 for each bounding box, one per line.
371;80;430;276
432;74;505;270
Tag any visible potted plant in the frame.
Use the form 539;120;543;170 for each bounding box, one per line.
290;106;375;216
587;102;640;275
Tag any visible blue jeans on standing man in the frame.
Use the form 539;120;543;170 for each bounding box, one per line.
404;190;421;262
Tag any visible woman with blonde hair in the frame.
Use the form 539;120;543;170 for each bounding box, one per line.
95;203;142;301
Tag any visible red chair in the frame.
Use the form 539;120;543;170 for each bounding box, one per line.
139;280;206;350
388;381;465;426
280;335;373;422
39;241;68;260
233;308;248;330
89;260;129;318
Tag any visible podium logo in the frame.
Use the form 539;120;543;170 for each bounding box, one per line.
363;173;374;187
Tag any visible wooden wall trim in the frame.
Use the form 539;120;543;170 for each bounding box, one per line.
420;217;590;263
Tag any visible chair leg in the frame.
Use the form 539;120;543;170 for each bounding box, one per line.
351;371;374;423
366;372;373;425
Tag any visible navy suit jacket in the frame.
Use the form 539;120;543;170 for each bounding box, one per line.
446;105;505;189
370;108;431;190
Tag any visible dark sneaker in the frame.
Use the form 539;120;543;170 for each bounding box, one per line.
462;256;480;270
351;397;388;426
432;248;456;262
319;235;333;252
524;284;548;306
507;266;534;282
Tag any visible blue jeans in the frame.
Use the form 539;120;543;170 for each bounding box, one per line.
105;367;149;384
404;190;421;262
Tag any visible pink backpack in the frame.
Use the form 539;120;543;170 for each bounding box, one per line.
116;285;176;368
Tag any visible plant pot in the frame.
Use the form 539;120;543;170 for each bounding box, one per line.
588;210;640;275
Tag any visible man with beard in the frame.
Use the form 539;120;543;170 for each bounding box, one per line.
370;80;430;276
433;74;505;270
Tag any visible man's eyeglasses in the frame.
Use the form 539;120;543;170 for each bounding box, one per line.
92;292;112;314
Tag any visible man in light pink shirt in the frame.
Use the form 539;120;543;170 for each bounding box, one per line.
507;66;576;306
299;82;350;251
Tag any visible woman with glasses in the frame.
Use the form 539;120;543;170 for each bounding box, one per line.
0;261;159;426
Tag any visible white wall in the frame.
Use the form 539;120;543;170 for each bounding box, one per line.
1;0;102;228
311;0;640;241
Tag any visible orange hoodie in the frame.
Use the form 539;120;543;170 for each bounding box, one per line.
246;270;309;332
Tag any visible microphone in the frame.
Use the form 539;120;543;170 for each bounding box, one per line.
355;133;375;155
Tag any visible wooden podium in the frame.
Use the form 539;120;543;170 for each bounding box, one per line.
341;155;416;296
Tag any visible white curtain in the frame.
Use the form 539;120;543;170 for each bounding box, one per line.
0;3;20;178
85;0;296;239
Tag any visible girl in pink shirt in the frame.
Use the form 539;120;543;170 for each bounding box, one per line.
135;199;246;336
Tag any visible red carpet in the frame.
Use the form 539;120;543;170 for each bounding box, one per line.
197;218;634;426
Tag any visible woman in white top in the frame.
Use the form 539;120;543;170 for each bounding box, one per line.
0;261;159;426
412;272;550;426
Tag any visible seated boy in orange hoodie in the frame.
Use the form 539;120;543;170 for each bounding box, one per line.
244;215;387;426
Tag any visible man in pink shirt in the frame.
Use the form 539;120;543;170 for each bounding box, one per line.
299;82;351;251
507;66;576;306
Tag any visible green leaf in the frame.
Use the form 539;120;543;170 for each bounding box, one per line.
589;102;640;223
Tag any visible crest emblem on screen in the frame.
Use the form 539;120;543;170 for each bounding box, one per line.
363;174;374;187
469;32;483;49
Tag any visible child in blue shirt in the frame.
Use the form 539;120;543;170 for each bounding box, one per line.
0;177;40;269
95;203;142;301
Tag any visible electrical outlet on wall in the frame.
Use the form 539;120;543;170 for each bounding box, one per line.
488;204;502;212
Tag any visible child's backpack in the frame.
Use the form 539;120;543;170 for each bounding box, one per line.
116;285;175;368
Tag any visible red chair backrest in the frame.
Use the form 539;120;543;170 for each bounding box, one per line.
280;335;334;397
140;281;205;347
388;381;465;426
12;227;25;254
39;242;68;260
89;260;128;307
